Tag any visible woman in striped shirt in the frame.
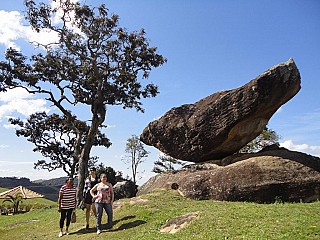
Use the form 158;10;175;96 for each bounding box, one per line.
58;177;77;237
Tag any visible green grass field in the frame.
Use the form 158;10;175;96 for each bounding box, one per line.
0;188;319;239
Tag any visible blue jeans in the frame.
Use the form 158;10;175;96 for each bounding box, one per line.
95;202;113;230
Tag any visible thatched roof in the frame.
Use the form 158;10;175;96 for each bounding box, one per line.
0;186;44;199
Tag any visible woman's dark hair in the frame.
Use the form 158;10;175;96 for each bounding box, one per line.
65;177;73;183
100;173;107;179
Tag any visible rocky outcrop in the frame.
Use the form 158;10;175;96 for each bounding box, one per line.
140;59;301;162
137;147;320;203
160;212;200;233
113;180;137;200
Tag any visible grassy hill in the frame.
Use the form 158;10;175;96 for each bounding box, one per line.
0;189;319;239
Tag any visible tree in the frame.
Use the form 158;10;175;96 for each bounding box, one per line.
0;0;166;202
9;112;109;177
95;162;121;185
238;126;280;153
153;154;186;173
3;193;23;214
122;135;149;184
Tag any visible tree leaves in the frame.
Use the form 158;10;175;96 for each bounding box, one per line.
123;135;149;184
238;126;281;153
9;112;110;177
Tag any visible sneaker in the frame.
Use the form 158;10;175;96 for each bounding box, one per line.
65;231;69;235
106;224;113;230
58;232;63;237
97;230;101;235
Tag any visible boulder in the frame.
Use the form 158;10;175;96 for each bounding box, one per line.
137;147;320;203
160;212;200;234
140;59;301;162
113;180;137;200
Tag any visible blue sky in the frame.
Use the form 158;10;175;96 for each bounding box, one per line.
0;0;319;185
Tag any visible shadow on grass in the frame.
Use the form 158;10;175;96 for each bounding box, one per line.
113;215;136;225
110;219;147;232
71;215;146;235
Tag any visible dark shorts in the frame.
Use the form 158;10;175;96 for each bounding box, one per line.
84;193;93;204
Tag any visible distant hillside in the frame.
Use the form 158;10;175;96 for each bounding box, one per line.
0;177;78;202
34;176;78;187
0;177;34;188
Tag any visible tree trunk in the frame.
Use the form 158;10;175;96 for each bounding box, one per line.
76;128;97;204
76;101;106;204
76;153;88;204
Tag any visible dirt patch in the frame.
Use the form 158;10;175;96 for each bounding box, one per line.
160;212;200;234
113;196;148;211
6;219;39;227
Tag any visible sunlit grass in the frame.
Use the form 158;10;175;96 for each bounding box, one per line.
0;189;319;239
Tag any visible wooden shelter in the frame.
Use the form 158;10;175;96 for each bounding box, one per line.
0;186;44;199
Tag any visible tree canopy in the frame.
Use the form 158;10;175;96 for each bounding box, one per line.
9;112;110;177
0;0;166;202
95;162;123;186
153;154;186;174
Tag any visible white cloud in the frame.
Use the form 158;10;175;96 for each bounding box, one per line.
0;10;59;50
0;168;24;176
0;87;34;102
3;124;15;129
0;161;67;180
51;0;80;24
0;10;23;49
0;88;50;122
0;160;34;167
0;0;84;51
280;140;320;157
26;27;60;47
0;144;9;148
310;145;320;152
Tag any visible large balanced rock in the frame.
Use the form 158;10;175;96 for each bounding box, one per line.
140;59;301;162
137;147;320;203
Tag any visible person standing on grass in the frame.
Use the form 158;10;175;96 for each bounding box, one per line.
83;167;100;230
58;177;77;238
90;173;114;235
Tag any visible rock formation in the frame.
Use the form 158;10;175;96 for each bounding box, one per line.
113;180;137;200
140;59;301;162
160;212;199;234
137;146;320;203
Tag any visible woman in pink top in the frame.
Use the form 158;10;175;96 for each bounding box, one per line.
90;173;114;234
